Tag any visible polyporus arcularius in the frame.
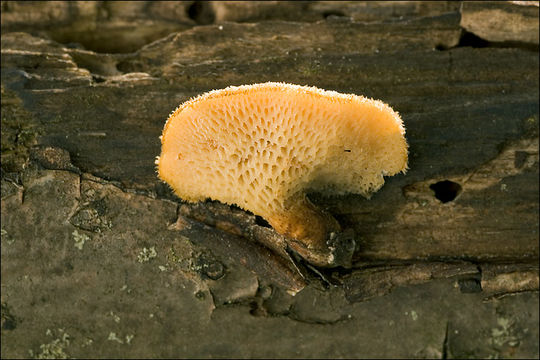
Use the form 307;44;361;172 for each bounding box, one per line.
157;82;408;267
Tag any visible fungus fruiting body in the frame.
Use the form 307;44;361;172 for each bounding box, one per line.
157;82;407;267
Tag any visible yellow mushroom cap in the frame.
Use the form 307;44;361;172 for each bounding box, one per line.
157;82;407;266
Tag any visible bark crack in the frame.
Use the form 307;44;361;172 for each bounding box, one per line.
442;320;450;359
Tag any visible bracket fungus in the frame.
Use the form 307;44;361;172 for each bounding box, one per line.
157;82;407;268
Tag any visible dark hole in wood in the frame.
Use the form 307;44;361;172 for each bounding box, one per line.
438;30;538;52
430;180;462;203
323;10;346;18
92;75;105;83
187;1;215;25
457;31;490;48
458;277;482;293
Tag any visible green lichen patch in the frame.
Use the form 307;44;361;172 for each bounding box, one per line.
72;230;90;250
490;317;521;348
108;311;120;323
69;204;112;233
107;331;135;345
32;329;70;359
107;332;124;344
1;228;15;245
137;246;157;263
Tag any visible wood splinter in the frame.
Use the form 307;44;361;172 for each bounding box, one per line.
157;82;408;267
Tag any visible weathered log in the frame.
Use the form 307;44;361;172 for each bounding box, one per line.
1;1;538;358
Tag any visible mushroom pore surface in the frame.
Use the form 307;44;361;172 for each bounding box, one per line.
157;82;407;267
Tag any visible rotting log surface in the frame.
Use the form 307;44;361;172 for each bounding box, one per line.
1;1;539;359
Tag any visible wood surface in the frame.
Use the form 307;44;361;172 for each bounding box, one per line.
1;1;538;358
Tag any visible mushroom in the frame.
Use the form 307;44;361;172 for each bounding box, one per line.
157;82;408;267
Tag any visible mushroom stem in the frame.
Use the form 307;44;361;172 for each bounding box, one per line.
268;193;352;267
